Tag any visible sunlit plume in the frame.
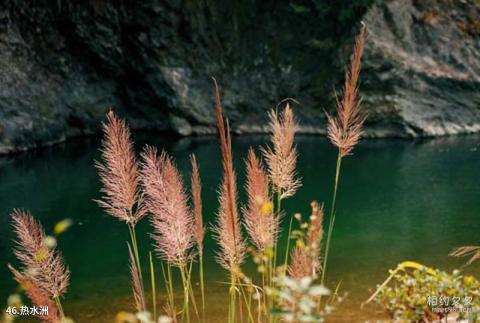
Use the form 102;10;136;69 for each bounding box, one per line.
262;103;302;200
326;24;367;157
140;146;195;267
10;209;70;299
212;79;245;271
243;148;279;253
190;154;205;255
95;111;146;224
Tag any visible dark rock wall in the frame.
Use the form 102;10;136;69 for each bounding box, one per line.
0;0;479;153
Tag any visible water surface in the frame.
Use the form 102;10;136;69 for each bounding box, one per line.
0;134;479;322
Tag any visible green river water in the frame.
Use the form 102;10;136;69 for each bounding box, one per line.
1;133;479;322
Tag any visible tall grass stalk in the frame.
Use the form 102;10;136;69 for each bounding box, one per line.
149;252;157;319
238;282;256;322
228;275;235;323
185;261;200;322
212;79;246;323
179;264;191;323
321;152;342;284
190;154;206;322
261;103;301;279
199;254;205;321
283;215;294;271
321;23;367;285
272;194;281;278
128;223;143;284
95;111;147;304
54;296;65;319
160;262;175;317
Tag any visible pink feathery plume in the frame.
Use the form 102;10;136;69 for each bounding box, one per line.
95;111;146;224
8;264;60;323
190;154;205;256
128;243;146;312
212;79;245;271
288;201;324;279
326;24;367;157
243;148;278;253
140;146;195;267
262;103;301;200
288;248;311;280
11;209;70;299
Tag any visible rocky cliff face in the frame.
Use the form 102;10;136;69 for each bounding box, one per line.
362;0;480;137
0;0;479;154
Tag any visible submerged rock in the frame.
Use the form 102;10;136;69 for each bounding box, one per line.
0;0;479;153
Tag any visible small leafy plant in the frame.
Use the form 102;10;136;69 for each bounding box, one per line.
268;276;331;322
366;261;480;322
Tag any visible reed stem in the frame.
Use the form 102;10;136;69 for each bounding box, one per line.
185;261;200;322
128;223;143;284
228;273;237;323
161;263;175;314
54;296;65;319
199;254;206;322
238;284;255;323
179;264;190;323
321;152;343;285
149;252;157;319
283;216;294;272
272;193;281;274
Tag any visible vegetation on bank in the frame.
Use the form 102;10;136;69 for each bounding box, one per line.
2;23;479;323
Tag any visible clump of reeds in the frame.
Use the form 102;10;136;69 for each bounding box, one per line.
2;24;370;323
8;209;70;321
321;23;367;285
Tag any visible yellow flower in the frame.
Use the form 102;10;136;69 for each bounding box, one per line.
463;275;475;285
261;202;273;215
296;239;305;249
265;247;274;259
34;249;47;262
54;218;73;235
7;294;22;307
115;311;137;323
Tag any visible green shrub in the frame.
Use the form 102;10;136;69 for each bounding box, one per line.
374;267;480;322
